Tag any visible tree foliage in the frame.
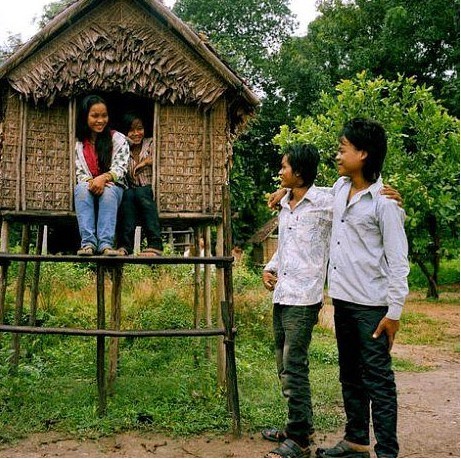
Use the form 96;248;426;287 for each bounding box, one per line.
277;0;460;118
172;0;295;90
274;72;460;297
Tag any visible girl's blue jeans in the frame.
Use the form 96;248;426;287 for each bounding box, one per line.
74;181;123;253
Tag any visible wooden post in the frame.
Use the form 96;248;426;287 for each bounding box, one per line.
29;225;44;326
215;223;226;386
204;225;212;359
96;264;106;416
108;265;123;393
221;184;241;436
0;220;10;324
193;226;201;329
11;224;30;368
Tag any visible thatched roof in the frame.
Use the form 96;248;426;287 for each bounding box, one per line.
247;216;278;244
0;0;258;115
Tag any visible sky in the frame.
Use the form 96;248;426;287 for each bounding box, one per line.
0;0;318;46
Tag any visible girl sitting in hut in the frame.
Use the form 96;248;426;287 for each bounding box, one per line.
116;112;163;256
74;95;130;256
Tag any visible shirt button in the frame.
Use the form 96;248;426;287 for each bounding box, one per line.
283;272;287;275
341;219;345;223
333;266;336;270
337;241;340;245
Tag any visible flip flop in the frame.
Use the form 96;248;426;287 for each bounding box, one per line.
265;439;311;458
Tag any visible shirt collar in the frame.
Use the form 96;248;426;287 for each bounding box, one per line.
343;176;383;199
281;185;321;208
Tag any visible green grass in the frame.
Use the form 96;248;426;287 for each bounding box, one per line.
0;257;458;444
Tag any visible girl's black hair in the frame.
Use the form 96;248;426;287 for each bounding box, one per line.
340;118;387;183
120;112;144;136
284;143;320;188
76;95;113;173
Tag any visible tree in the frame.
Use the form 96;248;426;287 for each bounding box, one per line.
276;0;460;118
172;0;295;90
274;72;460;297
0;34;23;65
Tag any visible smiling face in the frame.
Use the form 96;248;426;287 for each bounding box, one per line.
279;154;300;189
336;136;367;178
87;102;108;136
127;118;145;145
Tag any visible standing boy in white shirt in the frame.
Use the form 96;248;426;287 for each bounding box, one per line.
317;118;409;458
262;143;333;458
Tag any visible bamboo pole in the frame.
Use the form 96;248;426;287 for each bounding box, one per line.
204;225;212;359
29;225;44;326
0;220;10;324
20;100;28;211
193;227;202;329
96;264;106;416
215;223;226;386
108;265;123;393
11;224;30;369
221;183;241;436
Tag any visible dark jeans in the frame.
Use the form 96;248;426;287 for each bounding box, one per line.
333;299;399;458
273;302;321;441
117;185;163;254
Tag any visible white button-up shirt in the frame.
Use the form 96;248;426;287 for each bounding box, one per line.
265;186;333;306
328;176;409;319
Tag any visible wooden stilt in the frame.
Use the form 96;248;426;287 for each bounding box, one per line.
204;225;212;359
221;184;241;436
96;264;106;416
215;223;226;386
108;265;123;393
29;225;44;326
193;226;201;329
0;220;10;324
11;224;30;369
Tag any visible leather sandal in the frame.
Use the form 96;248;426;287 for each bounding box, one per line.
265;439;311;458
316;440;370;458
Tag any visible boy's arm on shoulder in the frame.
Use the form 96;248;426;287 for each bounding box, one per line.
381;184;403;207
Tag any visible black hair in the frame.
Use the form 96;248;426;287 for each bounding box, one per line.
76;95;113;173
120;112;144;136
340;118;387;183
284;143;320;188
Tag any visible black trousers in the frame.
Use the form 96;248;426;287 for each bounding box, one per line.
333;299;399;458
117;185;163;254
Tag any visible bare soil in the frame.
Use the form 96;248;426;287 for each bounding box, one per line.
0;292;459;458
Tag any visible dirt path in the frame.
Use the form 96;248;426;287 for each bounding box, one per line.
0;297;459;458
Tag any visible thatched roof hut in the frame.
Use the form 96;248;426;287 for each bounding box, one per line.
0;0;259;224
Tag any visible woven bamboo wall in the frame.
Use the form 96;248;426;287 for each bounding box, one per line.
158;99;228;214
0;93;70;211
24;102;71;211
0;92;20;210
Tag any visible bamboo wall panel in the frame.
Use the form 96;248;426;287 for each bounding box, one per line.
24;103;70;210
0;94;20;209
158;105;205;213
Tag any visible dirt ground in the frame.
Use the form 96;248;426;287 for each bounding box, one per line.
0;293;459;458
